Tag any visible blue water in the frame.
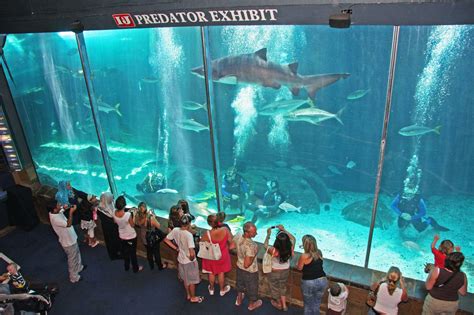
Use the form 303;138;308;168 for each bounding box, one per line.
3;25;473;291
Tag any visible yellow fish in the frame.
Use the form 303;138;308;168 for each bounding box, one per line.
228;215;246;223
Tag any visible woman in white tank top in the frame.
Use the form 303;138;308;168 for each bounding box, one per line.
113;196;143;273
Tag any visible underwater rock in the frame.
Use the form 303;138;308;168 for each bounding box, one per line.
168;168;207;196
37;172;58;188
341;198;394;229
75;145;104;164
300;172;332;203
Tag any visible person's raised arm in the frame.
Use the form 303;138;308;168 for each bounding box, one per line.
425;267;440;290
264;227;272;250
431;234;440;250
278;225;296;252
151;216;161;229
67;205;77;227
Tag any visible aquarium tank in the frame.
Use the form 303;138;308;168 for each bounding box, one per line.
2;24;473;291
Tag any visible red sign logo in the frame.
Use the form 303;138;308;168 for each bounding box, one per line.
112;14;136;28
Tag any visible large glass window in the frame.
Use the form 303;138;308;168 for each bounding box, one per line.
4;33;108;195
373;25;474;291
83;28;217;220
205;25;392;267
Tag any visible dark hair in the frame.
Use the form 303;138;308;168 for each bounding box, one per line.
169;205;181;228
274;232;292;263
177;199;190;214
138;201;146;209
115;196;126;211
207;214;219;229
329;282;341;296
445;252;464;272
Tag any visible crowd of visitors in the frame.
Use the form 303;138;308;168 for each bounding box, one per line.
33;180;471;314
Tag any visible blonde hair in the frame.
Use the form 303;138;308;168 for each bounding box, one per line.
302;235;322;260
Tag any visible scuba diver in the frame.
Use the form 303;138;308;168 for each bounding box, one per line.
136;171;166;194
250;179;285;224
391;184;449;232
221;166;248;214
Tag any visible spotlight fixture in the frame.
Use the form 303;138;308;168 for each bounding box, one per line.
329;9;352;29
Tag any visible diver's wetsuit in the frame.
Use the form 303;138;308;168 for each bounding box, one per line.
391;194;449;232
136;173;166;193
221;173;248;212
251;189;284;223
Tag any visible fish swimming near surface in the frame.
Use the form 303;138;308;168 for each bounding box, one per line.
398;124;441;137
191;48;350;99
183;101;207;111
285;107;344;125
176;119;209;132
83;96;122;117
156;188;178;194
279;202;301;213
258;98;312;116
347;89;370;100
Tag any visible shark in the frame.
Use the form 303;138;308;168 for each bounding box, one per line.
191;48;350;99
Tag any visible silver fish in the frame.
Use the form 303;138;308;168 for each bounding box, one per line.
347;89;370;100
259;98;311;116
285;107;344;125
399;124;441;137
183;101;207;111
176;119;209;132
279;202;301;213
191;48;349;99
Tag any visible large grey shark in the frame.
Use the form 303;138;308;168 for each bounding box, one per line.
191;48;350;99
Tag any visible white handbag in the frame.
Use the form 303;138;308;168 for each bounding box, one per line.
198;231;222;261
262;248;274;274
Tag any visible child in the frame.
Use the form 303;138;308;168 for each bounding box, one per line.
327;282;349;315
80;194;99;247
431;234;460;267
164;214;204;303
6;263;28;293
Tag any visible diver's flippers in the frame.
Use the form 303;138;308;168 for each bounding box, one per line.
429;217;450;231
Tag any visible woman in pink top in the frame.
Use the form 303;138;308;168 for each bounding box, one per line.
200;214;234;297
369;266;408;315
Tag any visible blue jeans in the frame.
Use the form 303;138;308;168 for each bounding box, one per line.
302;277;328;315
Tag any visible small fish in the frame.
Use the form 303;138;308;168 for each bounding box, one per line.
176;119;209;132
279;202;301;213
346;161;356;169
22;86;44;95
285;107;344;125
228;215;246;223
259;98;311;116
183;101;207;111
328;165;342;175
347;89;370;100
140;77;160;84
156;188;178;194
399;124;441;137
290;165;306;171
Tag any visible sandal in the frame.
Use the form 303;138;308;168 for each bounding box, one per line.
159;262;168;270
190;296;204;303
235;293;245;306
248;299;263;311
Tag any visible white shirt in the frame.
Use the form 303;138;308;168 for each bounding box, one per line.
114;212;137;240
166;227;195;265
49;210;77;247
328;283;348;313
374;283;403;315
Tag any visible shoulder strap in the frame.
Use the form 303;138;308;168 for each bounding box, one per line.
436;270;458;288
207;230;213;244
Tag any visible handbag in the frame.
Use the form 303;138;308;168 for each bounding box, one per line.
263;248;274;274
145;215;163;247
197;231;222;260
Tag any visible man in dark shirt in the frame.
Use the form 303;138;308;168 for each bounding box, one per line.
251;180;284;224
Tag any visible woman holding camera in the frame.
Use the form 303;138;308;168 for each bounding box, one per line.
369;266;408;315
264;225;295;311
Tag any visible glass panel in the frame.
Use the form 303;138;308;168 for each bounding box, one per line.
84;28;217;221
205;25;392;267
3;33;109;195
373;25;474;291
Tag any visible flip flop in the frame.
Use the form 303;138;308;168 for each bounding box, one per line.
235;293;245;306
190;296;204;303
271;299;282;310
220;285;231;296
248;299;262;311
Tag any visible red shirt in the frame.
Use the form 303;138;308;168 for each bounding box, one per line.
432;247;446;268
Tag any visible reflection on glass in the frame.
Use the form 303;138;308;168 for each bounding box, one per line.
375;25;474;292
4;33;109;195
